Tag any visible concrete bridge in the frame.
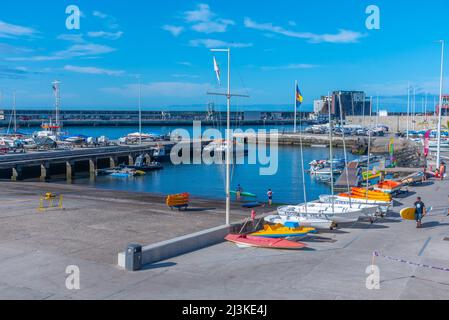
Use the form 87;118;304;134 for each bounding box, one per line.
0;141;178;181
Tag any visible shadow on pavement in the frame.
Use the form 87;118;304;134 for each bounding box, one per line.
140;261;177;271
421;221;449;229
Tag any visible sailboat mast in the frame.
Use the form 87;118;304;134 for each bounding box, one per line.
52;80;61;129
366;97;373;200
13;91;17;133
436;40;445;168
406;84;410;139
328;92;334;211
294;81;297;133
298;80;307;213
338;93;352;205
376;94;379;127
225;48;231;225
138;75;142;145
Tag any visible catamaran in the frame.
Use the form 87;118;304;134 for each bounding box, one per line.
319;195;390;214
277;204;364;224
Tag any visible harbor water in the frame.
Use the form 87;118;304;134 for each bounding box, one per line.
16;125;355;204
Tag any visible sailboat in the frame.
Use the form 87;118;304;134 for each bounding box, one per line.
317;94;386;219
34;81;62;142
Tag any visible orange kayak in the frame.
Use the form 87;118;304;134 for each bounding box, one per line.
351;187;392;201
374;180;402;194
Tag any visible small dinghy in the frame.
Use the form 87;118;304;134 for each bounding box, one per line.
250;223;316;239
225;234;307;250
373;180;402;194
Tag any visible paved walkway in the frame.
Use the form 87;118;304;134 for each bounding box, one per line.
0;179;448;299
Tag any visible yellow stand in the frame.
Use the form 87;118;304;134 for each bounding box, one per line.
38;193;64;212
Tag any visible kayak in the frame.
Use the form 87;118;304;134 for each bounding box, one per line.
230;190;257;198
351;187;392;201
241;202;262;208
336;193;392;212
362;170;381;181
166;193;190;207
225;234;307;250
250;223;316;238
373;180;402;194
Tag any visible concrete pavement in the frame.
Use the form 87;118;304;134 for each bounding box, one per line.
0;179;448;299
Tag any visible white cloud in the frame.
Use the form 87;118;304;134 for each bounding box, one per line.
92;10;119;29
243;17;365;44
184;4;234;34
177;61;192;67
64;65;125;76
7;43;116;61
189;39;253;49
87;31;124;40
191;19;235;34
184;4;215;22
0;20;37;38
171;73;199;79
102;81;211;98
260;64;318;71
162;25;184;37
92;11;108;19
57;34;85;43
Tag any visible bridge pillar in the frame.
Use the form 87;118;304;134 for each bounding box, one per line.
89;159;96;180
128;155;134;166
144;153;151;164
40;163;50;182
11;167;22;181
109;157;117;168
66;161;74;182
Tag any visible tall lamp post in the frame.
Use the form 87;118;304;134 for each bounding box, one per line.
436;40;445;168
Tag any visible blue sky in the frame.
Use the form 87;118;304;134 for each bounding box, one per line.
0;0;448;111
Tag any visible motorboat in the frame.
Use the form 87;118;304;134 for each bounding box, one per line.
151;145;171;162
122;155;163;172
119;132;158;144
203;140;247;157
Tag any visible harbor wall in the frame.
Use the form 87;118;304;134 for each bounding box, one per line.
117;225;230;268
347;115;449;132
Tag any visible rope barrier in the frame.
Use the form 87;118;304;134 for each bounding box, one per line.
373;251;449;272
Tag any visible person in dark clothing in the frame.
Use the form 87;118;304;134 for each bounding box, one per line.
414;197;426;228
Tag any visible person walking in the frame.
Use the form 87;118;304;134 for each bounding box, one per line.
236;184;243;200
414;196;426;228
267;189;273;206
422;165;427;182
440;161;446;181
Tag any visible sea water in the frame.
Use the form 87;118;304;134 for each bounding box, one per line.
21;125;355;204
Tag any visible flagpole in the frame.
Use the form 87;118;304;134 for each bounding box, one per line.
436;40;445;168
138;75;142;145
226;48;231;226
294;80;297;133
13;91;17;133
211;48;231;225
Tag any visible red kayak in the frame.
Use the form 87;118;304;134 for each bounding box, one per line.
225;234;307;250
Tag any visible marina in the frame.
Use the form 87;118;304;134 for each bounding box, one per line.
1;0;449;304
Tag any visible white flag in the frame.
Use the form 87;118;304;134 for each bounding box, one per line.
213;56;221;86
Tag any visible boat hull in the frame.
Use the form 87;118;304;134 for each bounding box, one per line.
225;234;307;250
